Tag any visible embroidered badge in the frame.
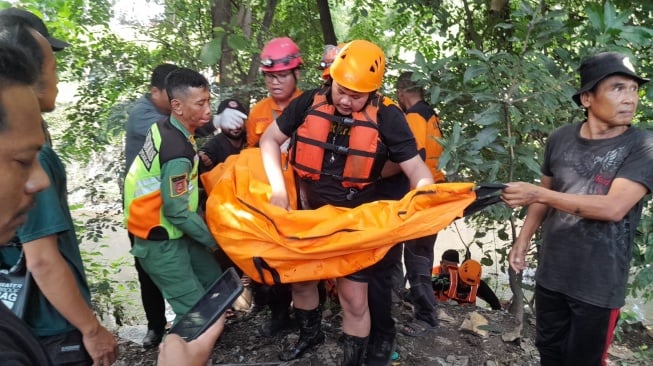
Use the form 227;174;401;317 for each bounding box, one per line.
170;174;188;197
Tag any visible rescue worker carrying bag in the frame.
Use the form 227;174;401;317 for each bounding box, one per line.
201;148;484;286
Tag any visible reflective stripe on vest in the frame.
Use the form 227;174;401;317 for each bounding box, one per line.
291;90;381;189
124;120;199;240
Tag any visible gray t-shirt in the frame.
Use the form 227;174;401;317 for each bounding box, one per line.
124;94;167;171
536;122;653;308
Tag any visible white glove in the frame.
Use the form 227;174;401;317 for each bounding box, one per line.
212;107;247;130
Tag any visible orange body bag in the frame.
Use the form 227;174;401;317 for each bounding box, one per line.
201;148;476;285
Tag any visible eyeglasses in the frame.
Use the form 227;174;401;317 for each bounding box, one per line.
263;71;294;83
260;53;301;68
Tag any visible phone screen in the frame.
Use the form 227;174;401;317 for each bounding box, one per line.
168;267;243;340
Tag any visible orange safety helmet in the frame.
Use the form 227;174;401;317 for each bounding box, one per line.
329;40;385;92
260;37;303;72
458;259;482;286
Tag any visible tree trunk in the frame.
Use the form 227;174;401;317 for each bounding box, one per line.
461;0;483;50
247;0;278;84
212;0;236;86
488;0;512;52
316;0;337;45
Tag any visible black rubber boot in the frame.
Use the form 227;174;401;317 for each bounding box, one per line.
342;333;369;366
279;308;324;361
365;333;395;366
259;306;290;336
259;284;293;336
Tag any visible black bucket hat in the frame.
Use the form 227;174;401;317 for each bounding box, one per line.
572;52;649;106
0;8;70;51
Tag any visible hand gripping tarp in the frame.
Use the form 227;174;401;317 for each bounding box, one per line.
201;148;478;285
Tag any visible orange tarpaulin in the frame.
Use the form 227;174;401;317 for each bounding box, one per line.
201;148;476;285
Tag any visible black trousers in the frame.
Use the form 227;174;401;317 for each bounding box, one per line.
129;233;167;332
367;244;403;342
535;284;620;366
404;234;438;326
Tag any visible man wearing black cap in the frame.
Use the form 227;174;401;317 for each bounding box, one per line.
198;98;248;172
0;9;119;366
0;7;69;145
0;7;69;51
430;250;502;310
502;52;653;365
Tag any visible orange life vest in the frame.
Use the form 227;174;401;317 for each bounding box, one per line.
290;90;384;189
433;265;478;305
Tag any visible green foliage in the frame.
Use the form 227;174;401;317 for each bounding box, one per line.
9;0;653;330
80;246;138;326
628;198;653;301
72;203;138;325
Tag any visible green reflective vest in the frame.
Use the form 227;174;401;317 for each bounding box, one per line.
124;118;199;240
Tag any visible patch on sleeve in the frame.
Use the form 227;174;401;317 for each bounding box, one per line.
169;174;188;197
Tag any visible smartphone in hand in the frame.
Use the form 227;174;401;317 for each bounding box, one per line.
168;267;244;341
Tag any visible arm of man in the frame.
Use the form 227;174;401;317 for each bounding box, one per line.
260;121;291;210
503;176;552;273
161;158;217;249
23;236;117;366
477;280;502;310
157;313;226;366
502;177;648;222
198;137;221;170
398;155;434;189
380;161;402;178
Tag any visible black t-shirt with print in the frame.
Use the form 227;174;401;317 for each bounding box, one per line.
537;122;653;308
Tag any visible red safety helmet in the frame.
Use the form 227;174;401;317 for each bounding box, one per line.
260;37;303;72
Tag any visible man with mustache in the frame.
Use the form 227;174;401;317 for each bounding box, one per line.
198;98;248;172
502;52;653;365
0;9;118;365
124;68;222;320
0;40;52;366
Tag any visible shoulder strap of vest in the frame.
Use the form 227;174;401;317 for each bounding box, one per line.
306;89;379;131
296;91;380;160
158;118;196;165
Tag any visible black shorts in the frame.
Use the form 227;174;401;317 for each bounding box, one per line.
346;244;403;283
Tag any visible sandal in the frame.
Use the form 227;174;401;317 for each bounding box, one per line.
400;319;436;337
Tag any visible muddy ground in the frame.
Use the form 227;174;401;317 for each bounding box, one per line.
114;294;653;366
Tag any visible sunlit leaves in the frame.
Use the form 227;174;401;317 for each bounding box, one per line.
200;37;222;65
